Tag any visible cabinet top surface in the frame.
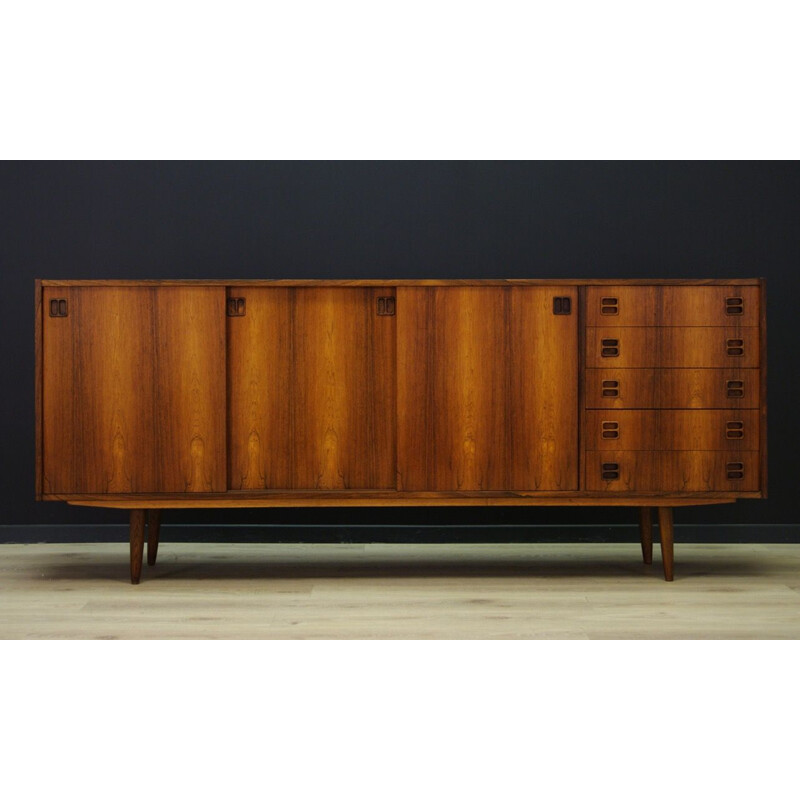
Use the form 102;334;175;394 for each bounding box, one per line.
39;278;764;287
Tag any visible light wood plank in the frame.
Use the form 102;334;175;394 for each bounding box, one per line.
1;543;798;639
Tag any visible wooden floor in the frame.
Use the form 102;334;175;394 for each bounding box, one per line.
1;542;799;639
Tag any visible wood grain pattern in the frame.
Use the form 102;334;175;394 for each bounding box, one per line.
228;288;396;490
586;410;760;451
153;289;227;492
7;542;800;638
585;327;760;368
42;287;226;493
660;286;760;327
585;368;760;409
36;279;766;521
34;279;43;500
586;286;660;326
586;286;760;326
56;493;740;508
584;451;760;492
397;287;578;491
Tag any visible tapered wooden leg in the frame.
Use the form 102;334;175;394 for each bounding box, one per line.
657;506;674;582
638;507;653;565
130;509;146;585
147;509;161;566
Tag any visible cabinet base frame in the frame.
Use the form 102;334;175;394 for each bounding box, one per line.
123;503;700;584
53;494;748;509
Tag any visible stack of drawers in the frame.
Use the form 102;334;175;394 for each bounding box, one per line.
583;284;762;492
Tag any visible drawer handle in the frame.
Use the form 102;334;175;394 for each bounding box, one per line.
726;461;744;480
600;297;618;315
601;421;619;439
726;338;744;357
726;421;744;439
601;379;619;398
726;379;744;398
726;297;744;315
601;462;619;480
601;338;619;357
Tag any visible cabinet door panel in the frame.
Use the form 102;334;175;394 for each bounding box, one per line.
228;288;396;490
397;287;578;491
42;287;226;493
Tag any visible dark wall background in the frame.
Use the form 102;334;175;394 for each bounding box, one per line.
2;161;798;541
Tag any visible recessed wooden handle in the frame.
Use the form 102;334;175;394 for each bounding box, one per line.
601;421;619;439
601;379;619;398
725;297;744;315
726;338;744;356
600;297;618;315
726;379;744;398
49;298;68;317
601;338;619;357
227;297;246;317
601;462;620;480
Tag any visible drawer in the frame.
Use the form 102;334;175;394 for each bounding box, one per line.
585;368;760;409
586;286;760;326
586;327;759;368
585;451;760;492
585;410;760;451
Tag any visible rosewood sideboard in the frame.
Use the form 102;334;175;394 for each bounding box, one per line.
35;279;767;583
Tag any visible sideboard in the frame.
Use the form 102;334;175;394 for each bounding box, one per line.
35;279;767;583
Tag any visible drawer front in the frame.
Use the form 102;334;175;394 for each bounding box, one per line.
586;327;760;368
585;451;760;492
586;286;760;326
586;410;759;451
585;286;659;326
585;368;760;409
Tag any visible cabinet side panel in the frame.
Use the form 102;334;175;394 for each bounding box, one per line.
35;279;43;499
759;279;767;496
154;287;227;492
